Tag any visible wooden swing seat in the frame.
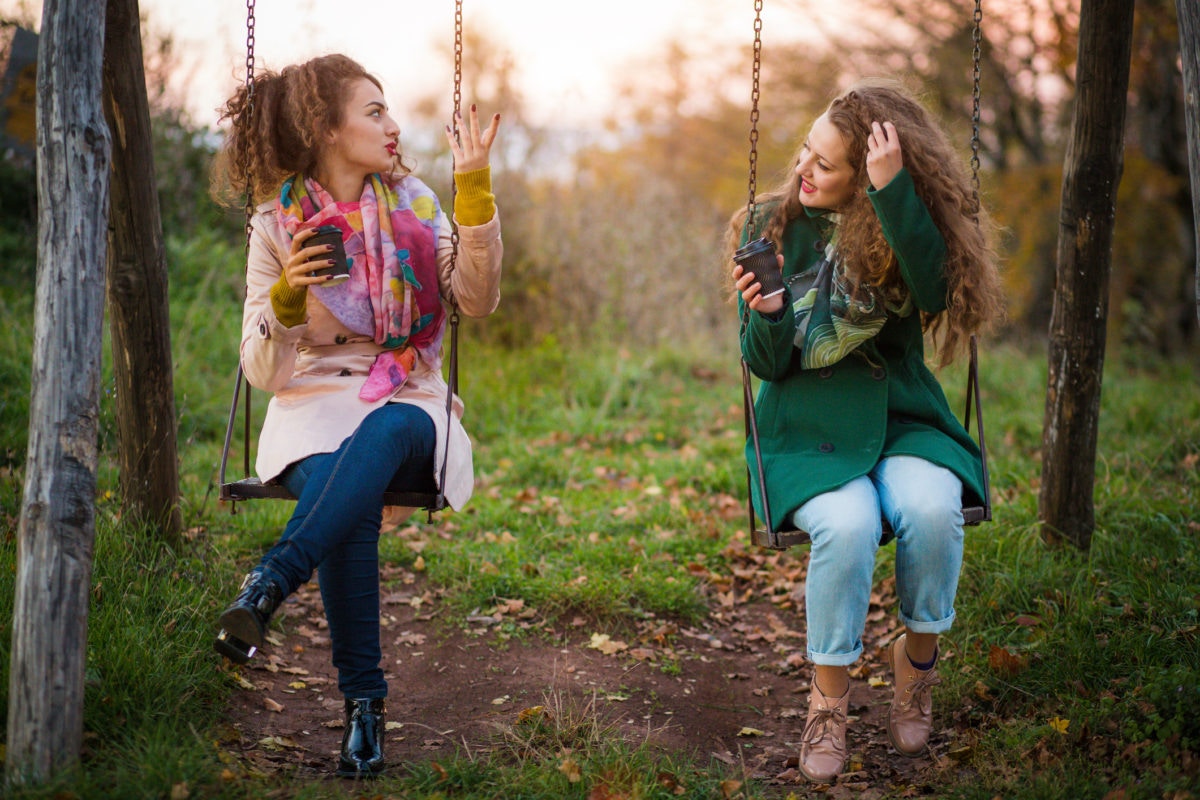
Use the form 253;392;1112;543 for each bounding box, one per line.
747;336;992;551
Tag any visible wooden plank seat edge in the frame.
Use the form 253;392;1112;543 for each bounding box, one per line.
219;476;445;511
751;503;990;550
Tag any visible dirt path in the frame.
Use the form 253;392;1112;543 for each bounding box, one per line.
217;551;967;797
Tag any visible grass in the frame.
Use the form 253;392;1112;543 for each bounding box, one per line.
0;235;1198;797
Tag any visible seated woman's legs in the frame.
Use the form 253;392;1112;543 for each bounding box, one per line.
263;403;437;597
872;455;964;645
872;454;965;756
794;476;886;674
790;478;884;781
219;403;436;667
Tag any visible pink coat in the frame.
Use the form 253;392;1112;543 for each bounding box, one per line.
241;202;503;511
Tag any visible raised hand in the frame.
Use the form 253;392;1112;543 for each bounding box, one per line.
445;104;501;173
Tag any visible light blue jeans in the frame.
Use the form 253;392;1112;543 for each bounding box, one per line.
792;455;964;666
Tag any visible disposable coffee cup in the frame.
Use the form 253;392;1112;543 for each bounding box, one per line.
305;225;351;286
734;237;784;300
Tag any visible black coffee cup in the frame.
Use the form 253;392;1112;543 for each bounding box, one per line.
305;224;351;286
734;237;784;300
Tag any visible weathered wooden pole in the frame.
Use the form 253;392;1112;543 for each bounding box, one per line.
1176;0;1200;326
102;0;182;539
1039;0;1135;550
6;0;110;785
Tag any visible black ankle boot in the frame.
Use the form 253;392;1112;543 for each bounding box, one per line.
213;571;283;664
337;697;386;778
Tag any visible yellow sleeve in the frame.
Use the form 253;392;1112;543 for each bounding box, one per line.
269;272;307;327
452;166;496;226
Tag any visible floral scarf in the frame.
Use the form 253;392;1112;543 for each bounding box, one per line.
278;173;445;401
791;234;913;369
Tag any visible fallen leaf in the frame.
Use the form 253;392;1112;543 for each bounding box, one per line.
719;779;743;798
559;756;582;783
656;771;686;795
588;633;629;655
987;645;1027;676
1048;716;1070;734
518;705;549;724
736;727;765;737
170;782;189;800
263;697;284;713
256;735;300;751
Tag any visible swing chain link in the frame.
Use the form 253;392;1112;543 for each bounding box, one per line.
449;0;463;263
746;0;765;232
970;0;983;216
242;0;257;248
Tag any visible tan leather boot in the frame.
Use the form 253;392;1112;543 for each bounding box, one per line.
799;679;849;782
887;634;941;756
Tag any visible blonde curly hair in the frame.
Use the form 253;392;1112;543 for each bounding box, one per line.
728;78;1005;366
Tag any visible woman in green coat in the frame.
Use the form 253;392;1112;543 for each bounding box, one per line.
729;79;1004;782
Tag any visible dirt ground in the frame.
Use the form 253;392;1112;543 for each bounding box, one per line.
217;540;973;798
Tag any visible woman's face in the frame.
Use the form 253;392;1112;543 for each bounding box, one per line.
321;77;400;181
794;113;858;211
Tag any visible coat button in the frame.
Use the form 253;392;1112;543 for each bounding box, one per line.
339;369;352;377
872;367;886;380
818;442;834;453
258;322;267;336
818;367;833;379
814;239;825;252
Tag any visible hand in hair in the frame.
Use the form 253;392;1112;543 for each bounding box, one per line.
865;121;903;190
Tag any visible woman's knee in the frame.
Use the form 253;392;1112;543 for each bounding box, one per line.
357;404;436;456
894;495;963;540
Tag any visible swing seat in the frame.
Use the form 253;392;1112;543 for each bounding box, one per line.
746;337;992;551
751;501;990;550
219;474;447;511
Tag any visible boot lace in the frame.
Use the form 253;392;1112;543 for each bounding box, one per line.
801;704;847;753
898;669;942;714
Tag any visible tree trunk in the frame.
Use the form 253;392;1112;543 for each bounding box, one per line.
1039;0;1135;550
1178;0;1200;327
6;0;110;785
102;0;181;539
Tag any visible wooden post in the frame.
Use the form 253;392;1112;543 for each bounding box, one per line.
102;0;182;539
1177;0;1200;327
1039;0;1135;550
6;0;110;785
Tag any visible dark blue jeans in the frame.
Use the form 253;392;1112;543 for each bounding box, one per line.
257;403;436;699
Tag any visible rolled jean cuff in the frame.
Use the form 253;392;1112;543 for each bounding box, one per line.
899;609;956;634
807;644;863;667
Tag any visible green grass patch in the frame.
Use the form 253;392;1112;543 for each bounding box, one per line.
1;237;1198;797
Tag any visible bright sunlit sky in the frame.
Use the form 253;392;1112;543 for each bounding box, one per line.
6;0;824;131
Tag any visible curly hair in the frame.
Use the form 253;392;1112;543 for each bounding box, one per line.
211;54;411;207
727;78;1005;366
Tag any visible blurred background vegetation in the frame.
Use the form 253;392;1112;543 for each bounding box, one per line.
0;0;1194;411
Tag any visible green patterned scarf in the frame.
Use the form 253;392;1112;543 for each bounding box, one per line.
791;237;913;369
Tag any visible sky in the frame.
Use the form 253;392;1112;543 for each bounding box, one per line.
4;0;821;131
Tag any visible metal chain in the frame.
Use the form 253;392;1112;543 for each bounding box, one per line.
970;0;983;216
449;0;463;265
746;0;764;233
242;0;257;246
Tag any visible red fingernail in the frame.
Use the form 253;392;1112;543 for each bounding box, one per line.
471;103;476;112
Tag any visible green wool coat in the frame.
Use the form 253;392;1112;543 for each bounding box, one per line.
739;168;986;533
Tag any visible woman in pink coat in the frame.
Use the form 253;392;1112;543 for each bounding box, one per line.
210;53;502;778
